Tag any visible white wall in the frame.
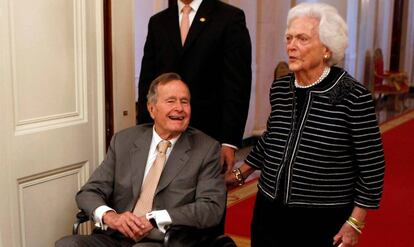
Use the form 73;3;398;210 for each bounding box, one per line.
112;0;137;132
348;0;394;85
297;0;347;18
135;0;168;101
253;0;291;134
226;0;257;138
345;0;358;76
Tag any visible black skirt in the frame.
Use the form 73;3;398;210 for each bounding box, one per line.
251;191;353;247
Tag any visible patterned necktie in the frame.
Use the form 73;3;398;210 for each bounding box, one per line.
133;140;171;216
180;4;192;45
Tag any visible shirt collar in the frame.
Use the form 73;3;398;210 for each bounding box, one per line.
178;0;202;14
152;127;180;148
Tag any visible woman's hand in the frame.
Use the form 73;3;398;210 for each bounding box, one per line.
224;163;255;189
333;222;360;247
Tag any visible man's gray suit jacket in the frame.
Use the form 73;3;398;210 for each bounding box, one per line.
76;124;226;229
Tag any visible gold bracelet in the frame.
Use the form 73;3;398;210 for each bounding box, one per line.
348;216;365;229
232;168;244;186
346;220;362;234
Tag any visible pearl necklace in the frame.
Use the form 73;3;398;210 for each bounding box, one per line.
294;67;331;88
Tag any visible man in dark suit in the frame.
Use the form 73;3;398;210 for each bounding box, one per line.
137;0;252;173
56;73;226;247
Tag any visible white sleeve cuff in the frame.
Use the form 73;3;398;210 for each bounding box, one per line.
222;143;238;150
146;210;172;233
93;205;114;231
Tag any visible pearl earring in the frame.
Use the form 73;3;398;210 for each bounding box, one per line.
324;54;329;60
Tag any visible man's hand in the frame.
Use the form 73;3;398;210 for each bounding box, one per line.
220;146;236;174
103;211;153;241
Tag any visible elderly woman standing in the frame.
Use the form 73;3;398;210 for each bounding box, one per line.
226;3;385;247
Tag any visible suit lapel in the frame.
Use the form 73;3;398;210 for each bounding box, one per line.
164;4;182;52
156;132;191;194
183;0;215;49
130;128;153;203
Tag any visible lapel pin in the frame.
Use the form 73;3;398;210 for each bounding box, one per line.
200;17;206;22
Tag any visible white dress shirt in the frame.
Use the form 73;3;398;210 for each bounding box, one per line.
178;0;202;26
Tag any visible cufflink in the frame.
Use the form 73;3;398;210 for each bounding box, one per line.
146;212;158;229
149;217;158;229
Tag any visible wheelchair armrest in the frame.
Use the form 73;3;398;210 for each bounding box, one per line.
72;210;91;235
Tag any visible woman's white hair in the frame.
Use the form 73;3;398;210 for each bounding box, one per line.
287;2;348;66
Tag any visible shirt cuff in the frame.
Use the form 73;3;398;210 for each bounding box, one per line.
93;205;115;231
222;143;238;150
146;210;172;233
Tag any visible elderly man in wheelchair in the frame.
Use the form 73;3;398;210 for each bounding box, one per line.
56;73;236;247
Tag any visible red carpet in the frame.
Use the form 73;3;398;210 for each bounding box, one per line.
225;194;255;237
225;110;414;247
359;111;414;247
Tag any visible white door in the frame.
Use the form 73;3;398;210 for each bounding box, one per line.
0;0;105;246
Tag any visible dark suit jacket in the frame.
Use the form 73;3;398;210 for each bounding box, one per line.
137;0;252;148
76;124;226;229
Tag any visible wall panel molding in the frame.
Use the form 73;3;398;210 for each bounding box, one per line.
17;162;89;247
9;0;88;135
